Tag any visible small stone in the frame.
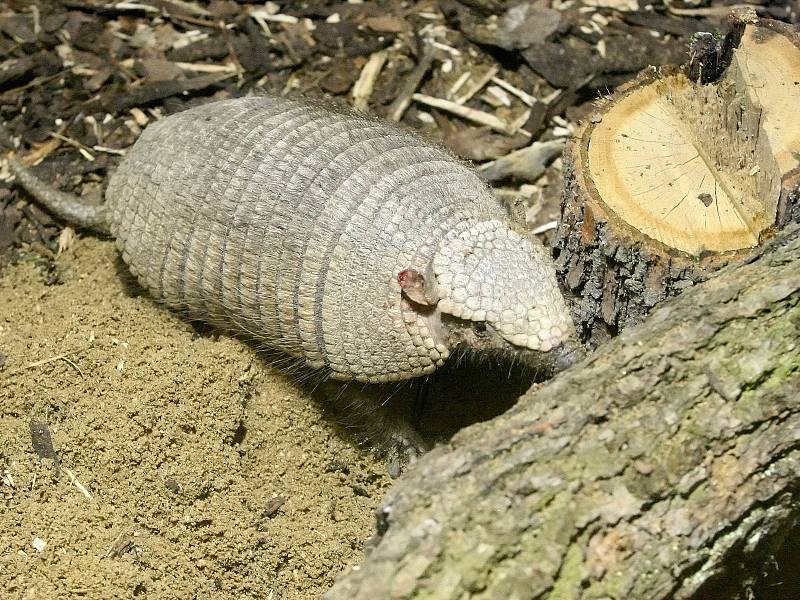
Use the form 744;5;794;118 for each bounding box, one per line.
263;496;286;518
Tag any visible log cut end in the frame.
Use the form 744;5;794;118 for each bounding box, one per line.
555;15;800;346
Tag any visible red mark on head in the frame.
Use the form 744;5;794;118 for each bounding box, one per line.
397;268;416;288
397;268;435;307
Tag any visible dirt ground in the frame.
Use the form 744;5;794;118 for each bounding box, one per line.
0;236;391;599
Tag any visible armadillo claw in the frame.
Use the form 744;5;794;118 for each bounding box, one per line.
385;430;429;478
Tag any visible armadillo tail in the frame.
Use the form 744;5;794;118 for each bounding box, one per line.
8;157;110;234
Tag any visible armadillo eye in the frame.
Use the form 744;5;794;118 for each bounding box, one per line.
473;322;488;337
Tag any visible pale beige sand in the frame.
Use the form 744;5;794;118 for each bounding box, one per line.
0;237;390;600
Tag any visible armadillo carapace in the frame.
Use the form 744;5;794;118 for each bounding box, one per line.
11;95;575;383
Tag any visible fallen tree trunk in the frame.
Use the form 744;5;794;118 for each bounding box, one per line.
326;225;800;599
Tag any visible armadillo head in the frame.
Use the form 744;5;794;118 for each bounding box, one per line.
398;220;579;372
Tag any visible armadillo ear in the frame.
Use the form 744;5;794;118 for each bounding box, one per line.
397;268;438;306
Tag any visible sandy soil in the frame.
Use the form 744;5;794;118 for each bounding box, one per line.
0;237;392;600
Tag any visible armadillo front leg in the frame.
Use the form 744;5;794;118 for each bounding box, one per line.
313;380;428;474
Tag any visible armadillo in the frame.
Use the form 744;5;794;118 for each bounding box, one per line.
9;95;576;384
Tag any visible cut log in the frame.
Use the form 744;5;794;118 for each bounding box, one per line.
553;13;800;347
325;224;800;600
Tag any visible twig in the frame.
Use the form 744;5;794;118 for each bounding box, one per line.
216;19;244;77
114;2;158;13
532;220;558;235
388;51;434;122
490;76;536;107
508;109;532;137
173;61;238;73
447;72;471;100
48;131;95;161
163;12;219;28
352;50;389;112
59;356;83;376
412;93;512;134
665;2;762;16
29;5;41;35
149;1;218;28
1;345;92;379
24;351;82;369
154;0;212;17
64;468;94;501
250;11;273;38
0;70;70;97
429;41;460;57
92;145;126;156
248;9;299;24
454;65;499;105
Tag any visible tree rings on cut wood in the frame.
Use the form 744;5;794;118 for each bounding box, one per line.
554;13;800;346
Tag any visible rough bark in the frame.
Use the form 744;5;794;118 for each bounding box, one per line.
553;139;706;347
325;225;800;600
